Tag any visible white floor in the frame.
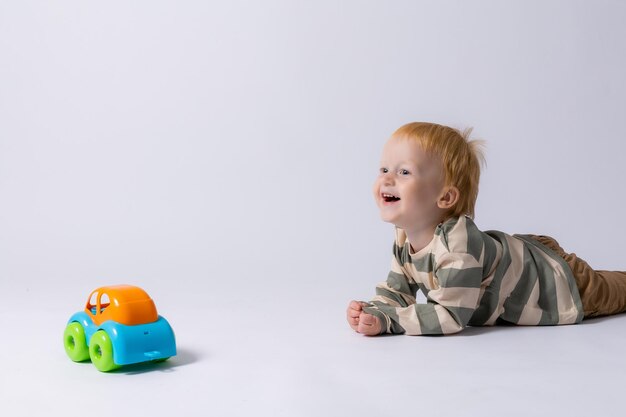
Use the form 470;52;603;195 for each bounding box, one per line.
3;288;626;417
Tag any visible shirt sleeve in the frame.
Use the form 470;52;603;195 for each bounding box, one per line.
363;245;484;336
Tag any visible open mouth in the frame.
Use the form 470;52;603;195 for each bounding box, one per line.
382;193;400;203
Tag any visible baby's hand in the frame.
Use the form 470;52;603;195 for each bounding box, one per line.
346;300;364;331
346;300;382;336
357;312;381;336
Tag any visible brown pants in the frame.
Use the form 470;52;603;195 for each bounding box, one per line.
531;235;626;318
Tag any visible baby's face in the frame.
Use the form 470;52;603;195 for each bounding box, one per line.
373;138;446;231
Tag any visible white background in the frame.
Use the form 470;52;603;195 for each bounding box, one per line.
1;1;625;416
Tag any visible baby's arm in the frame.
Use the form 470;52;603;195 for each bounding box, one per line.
365;252;484;335
347;253;419;336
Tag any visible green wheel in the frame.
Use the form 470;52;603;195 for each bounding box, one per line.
63;322;90;362
89;330;120;372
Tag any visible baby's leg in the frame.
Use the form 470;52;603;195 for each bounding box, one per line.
571;266;626;318
531;235;626;318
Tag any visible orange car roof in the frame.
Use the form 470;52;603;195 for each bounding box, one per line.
85;284;159;326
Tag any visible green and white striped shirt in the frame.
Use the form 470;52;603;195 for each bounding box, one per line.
364;216;584;335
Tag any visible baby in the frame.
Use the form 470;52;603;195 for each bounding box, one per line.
347;122;626;336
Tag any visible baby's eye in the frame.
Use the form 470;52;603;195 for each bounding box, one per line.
399;169;410;175
379;167;388;174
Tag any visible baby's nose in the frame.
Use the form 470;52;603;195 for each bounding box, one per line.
383;173;395;185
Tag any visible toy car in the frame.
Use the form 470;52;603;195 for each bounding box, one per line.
63;284;176;372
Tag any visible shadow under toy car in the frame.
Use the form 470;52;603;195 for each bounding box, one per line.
63;285;177;372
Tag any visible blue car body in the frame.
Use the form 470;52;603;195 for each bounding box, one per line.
68;312;177;365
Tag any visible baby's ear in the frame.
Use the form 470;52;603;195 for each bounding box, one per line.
438;186;460;210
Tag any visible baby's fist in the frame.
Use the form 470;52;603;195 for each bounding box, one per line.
357;312;381;336
346;300;364;331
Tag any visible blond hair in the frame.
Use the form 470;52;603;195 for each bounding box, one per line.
391;122;485;219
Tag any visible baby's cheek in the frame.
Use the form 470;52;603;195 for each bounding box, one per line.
372;183;381;201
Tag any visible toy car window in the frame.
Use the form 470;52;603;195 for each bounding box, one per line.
88;292;99;315
99;293;110;314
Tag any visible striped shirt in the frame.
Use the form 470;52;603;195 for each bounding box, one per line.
363;216;584;335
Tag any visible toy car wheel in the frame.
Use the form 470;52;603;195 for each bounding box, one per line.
89;330;120;372
63;322;90;362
